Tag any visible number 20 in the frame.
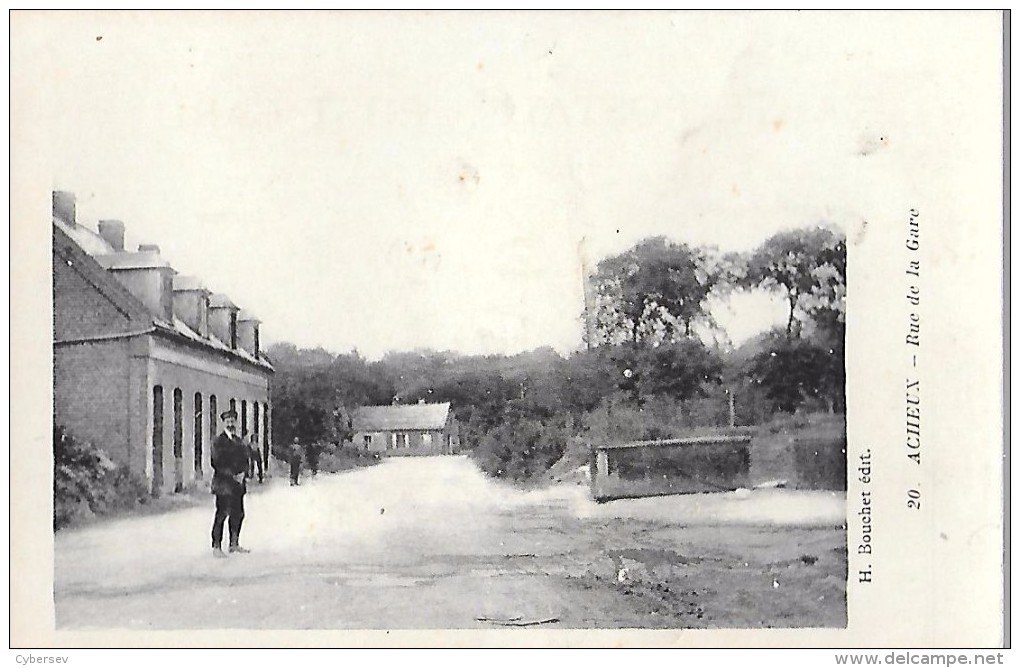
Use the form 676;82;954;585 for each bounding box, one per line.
907;489;921;510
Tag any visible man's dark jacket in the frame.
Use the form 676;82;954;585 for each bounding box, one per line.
211;431;248;496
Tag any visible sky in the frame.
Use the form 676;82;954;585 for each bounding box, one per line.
17;11;986;360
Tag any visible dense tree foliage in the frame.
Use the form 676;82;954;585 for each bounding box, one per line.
268;344;389;446
741;226;846;337
588;237;730;345
744;332;844;413
634;339;723;402
736;226;846;412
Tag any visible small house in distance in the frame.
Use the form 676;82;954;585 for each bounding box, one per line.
352;402;459;456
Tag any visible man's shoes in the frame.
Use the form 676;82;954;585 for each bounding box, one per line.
212;547;228;559
228;545;251;554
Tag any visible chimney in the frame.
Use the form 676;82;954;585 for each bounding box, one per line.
208;294;240;348
95;246;175;322
98;220;125;251
236;311;261;357
52;191;76;224
138;244;161;253
172;276;210;336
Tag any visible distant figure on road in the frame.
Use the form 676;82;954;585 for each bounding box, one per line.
305;442;321;477
288;438;303;486
210;409;250;557
247;435;264;484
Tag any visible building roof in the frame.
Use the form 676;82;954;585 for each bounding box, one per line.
94;250;171;270
53;214;272;372
52;223;157;334
53;217;116;256
173;275;208;292
209;293;238;309
352;402;452;432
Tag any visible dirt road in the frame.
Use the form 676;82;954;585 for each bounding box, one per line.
54;456;846;630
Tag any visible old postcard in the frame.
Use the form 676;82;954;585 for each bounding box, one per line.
9;10;1006;648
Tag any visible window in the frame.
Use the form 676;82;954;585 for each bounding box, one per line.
209;395;218;441
173;389;184;492
172;389;183;458
151;386;164;492
229;398;236;415
194;393;203;476
422;433;433;446
395;433;408;448
364;434;373;448
229;312;238;349
254;325;260;358
253;402;260;445
263;402;270;454
241;400;248;438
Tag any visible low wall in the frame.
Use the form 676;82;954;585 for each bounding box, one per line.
750;420;846;491
792;435;847;490
591;436;752;502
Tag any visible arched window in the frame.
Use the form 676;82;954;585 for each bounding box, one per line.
194;392;203;477
241;400;248;438
253;402;260;445
209;394;218;441
173;388;184;492
151;385;164;493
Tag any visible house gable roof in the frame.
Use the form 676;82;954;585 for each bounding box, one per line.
52;222;157;335
53;216;116;256
352;402;451;432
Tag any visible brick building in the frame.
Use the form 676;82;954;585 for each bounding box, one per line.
51;191;274;495
352;402;460;456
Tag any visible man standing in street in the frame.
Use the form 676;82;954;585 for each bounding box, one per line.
305;441;321;477
247;434;264;484
211;409;250;557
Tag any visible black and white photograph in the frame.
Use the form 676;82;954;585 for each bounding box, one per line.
11;10;1005;649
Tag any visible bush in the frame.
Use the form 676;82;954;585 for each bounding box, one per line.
469;407;571;482
53;426;148;530
316;442;379;473
579;393;693;445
